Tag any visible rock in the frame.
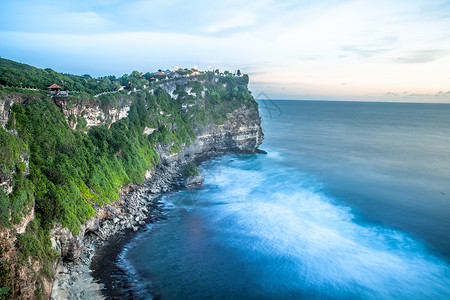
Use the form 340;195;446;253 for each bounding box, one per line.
255;148;268;154
183;173;205;188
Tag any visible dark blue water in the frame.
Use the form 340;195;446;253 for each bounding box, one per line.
123;101;450;299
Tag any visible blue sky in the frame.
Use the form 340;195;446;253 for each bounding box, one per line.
1;0;449;102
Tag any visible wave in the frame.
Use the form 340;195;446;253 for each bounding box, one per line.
197;154;450;299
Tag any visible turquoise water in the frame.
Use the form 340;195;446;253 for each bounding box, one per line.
123;101;450;299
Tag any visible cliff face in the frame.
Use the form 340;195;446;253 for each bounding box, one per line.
0;93;30;194
157;105;263;165
53;97;131;130
50;102;263;262
0;207;54;299
0;75;264;300
50;101;263;299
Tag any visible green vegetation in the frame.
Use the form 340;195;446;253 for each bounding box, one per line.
0;189;9;228
0;126;27;176
0;58;120;95
0;71;255;233
0;86;46;97
0;58;175;96
174;73;255;126
183;162;199;177
0;58;258;297
0;247;10;300
0;57;251;99
11;96;161;233
0;124;32;227
16;220;59;278
0;286;10;299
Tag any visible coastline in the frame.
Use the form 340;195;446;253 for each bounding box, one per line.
90;194;169;299
50;104;264;299
0;69;264;299
51;153;263;299
51;151;194;299
51;184;163;299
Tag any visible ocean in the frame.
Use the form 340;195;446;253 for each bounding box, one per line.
121;100;450;299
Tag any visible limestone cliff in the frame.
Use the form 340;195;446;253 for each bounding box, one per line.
50;102;263;263
0;75;264;300
50;100;263;299
53;97;131;130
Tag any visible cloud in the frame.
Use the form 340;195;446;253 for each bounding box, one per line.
102;0;270;36
206;12;256;34
0;1;115;34
394;49;449;64
341;45;392;58
1;0;450;102
384;90;450;98
54;11;114;33
340;37;398;58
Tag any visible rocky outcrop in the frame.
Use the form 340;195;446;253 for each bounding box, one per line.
0;92;28;129
183;174;205;188
53;97;131;130
0;93;31;194
0;207;53;300
156;105;264;166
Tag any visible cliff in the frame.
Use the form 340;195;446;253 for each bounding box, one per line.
0;73;263;299
53;97;131;130
50;102;262;261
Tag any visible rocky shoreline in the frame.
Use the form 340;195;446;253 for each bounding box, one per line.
51;185;157;299
51;160;198;299
90;193;169;300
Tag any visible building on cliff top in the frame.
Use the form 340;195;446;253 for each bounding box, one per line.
48;84;68;97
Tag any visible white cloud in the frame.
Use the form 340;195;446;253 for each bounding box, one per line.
1;0;449;102
56;11;112;32
206;12;257;33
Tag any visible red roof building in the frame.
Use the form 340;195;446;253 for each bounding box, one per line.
47;84;69;97
48;84;61;91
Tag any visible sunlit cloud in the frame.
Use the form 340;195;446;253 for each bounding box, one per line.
206;12;257;34
394;49;449;64
0;0;449;102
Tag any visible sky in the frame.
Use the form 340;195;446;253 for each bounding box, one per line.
0;0;449;102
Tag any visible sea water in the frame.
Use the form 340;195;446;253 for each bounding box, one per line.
123;100;450;299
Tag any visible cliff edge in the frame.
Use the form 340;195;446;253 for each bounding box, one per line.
0;70;263;299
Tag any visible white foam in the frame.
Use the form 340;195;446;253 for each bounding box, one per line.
266;149;284;161
200;156;450;298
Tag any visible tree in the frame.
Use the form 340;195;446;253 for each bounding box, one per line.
237;69;241;76
242;74;249;85
131;70;142;79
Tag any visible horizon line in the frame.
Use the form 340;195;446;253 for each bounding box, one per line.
255;98;450;104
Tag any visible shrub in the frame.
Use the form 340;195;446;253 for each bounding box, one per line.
183;162;199;177
0;188;10;227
